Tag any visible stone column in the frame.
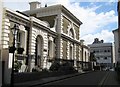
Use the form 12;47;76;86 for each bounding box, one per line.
67;41;70;60
73;44;77;68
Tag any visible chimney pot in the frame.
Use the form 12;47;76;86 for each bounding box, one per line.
29;1;41;10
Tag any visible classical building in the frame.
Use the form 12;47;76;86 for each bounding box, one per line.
112;0;120;66
23;2;85;69
80;40;90;70
0;1;91;84
113;29;119;66
88;38;114;69
0;1;3;86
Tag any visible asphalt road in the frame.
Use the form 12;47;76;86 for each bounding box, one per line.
41;71;120;86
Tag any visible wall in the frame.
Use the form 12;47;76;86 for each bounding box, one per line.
0;0;3;48
113;30;119;64
0;61;2;87
0;1;3;86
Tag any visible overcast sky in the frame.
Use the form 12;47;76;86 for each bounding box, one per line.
3;0;118;44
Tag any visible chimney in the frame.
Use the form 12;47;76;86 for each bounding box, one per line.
80;40;84;45
29;1;41;10
101;40;104;43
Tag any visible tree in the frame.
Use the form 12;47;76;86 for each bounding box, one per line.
49;61;61;71
90;52;96;61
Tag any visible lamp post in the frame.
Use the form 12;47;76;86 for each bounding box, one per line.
10;24;19;87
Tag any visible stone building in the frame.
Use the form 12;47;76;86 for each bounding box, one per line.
80;40;90;70
0;2;91;84
23;2;83;69
0;1;3;86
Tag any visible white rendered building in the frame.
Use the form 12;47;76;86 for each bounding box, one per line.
88;38;113;69
113;29;119;66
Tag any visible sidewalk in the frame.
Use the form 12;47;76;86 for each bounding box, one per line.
102;71;120;85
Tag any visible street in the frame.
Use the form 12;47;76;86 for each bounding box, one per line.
40;71;120;86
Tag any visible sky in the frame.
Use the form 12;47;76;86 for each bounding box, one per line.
3;0;118;44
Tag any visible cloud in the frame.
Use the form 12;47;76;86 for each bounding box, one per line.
3;0;118;2
81;30;114;44
51;1;117;44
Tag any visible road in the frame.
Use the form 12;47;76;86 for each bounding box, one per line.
40;71;120;86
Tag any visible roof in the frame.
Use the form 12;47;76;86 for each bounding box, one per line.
112;29;118;33
88;43;113;48
23;4;82;26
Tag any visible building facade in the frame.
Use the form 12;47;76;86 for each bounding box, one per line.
112;0;120;66
23;2;83;70
0;0;3;86
113;29;119;66
80;40;90;70
0;2;91;84
88;38;113;69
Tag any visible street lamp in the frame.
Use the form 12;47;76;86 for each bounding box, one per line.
10;24;19;87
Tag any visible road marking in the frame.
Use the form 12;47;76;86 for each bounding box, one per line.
98;71;110;87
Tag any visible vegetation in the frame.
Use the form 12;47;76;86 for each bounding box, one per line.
14;59;22;72
90;52;96;61
49;61;78;73
49;61;61;71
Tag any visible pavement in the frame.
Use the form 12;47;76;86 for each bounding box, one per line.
40;71;120;86
13;71;89;87
102;71;120;85
3;71;119;87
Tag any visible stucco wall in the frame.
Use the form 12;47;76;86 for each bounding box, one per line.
73;24;79;40
62;16;70;34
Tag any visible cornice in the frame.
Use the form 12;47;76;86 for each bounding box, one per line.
61;33;80;45
61;5;82;26
23;4;82;26
5;8;30;26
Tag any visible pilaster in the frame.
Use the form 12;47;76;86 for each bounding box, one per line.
2;18;10;49
67;41;70;60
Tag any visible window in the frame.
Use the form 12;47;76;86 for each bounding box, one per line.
17;32;22;48
97;57;100;60
104;50;107;52
104;57;107;60
69;29;74;38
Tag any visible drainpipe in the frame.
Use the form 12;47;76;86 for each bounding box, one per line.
81;46;83;70
25;26;30;66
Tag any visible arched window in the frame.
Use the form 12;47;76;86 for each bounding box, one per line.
35;35;43;66
85;51;86;62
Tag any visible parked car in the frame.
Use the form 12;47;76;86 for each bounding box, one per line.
109;68;114;71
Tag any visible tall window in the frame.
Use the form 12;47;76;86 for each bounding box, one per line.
85;51;86;62
17;32;22;48
48;41;52;58
35;35;43;66
69;29;74;38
